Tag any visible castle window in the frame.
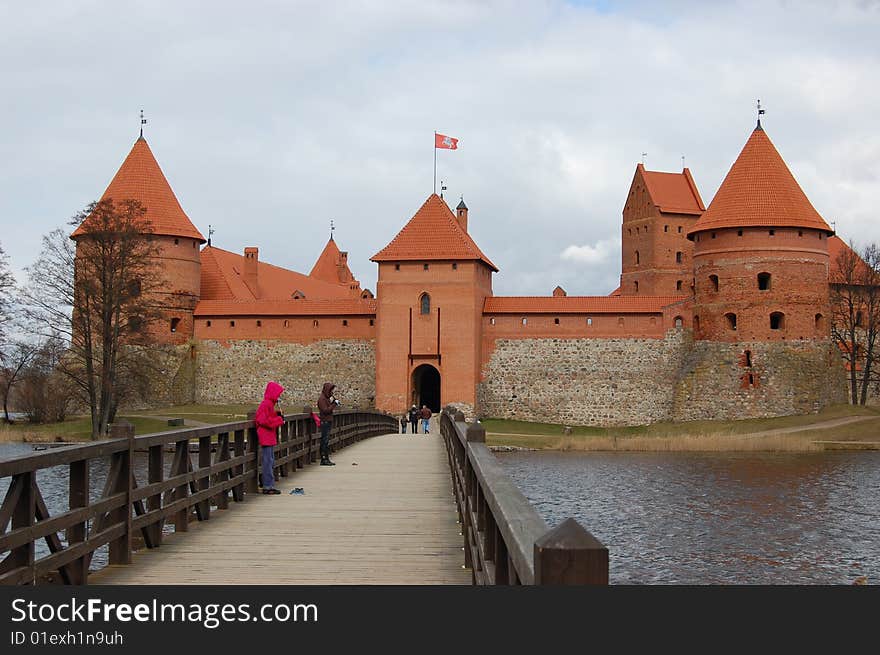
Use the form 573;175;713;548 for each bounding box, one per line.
724;313;737;330
748;373;755;386
674;316;683;328
313;320;319;328
709;274;719;292
798;230;803;237
855;311;863;327
758;272;771;291
634;281;639;293
628;228;632;236
694;315;700;332
395;264;400;271
452;263;458;270
342;320;348;326
423;264;429;271
284;320;289;327
369;319;374;326
664;225;669;232
618;317;624;326
635;250;640;264
230;320;235;327
636;227;639;234
711;232;716;239
193;241;197;248
256;320;262;327
174;238;179;245
813;314;824;331
676;280;683;291
420;293;431;315
587;317;593;326
770;312;785;330
675;251;682;264
769;229;775;236
129;317;143;332
554;318;560;325
820;233;824;240
490;318;496;326
677;226;682;234
744;350;752;366
521;317;527;326
206;320;212;328
738;230;743;237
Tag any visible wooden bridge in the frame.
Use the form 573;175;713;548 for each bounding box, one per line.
0;409;607;585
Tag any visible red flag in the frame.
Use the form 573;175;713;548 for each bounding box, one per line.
435;133;459;150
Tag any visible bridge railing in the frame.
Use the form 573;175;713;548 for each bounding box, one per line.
0;408;398;585
440;408;608;585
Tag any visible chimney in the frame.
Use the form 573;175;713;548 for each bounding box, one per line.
456;197;468;233
243;247;259;297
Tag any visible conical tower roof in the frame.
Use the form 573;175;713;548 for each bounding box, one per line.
371;194;497;271
71;137;205;242
687;127;832;237
310;236;354;284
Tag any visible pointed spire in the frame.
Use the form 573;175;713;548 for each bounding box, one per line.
71;137;205;242
688;126;831;237
139;109;147;139
456;196;468;211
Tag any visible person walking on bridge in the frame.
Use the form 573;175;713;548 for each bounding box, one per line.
317;382;339;466
420;405;432;434
255;381;284;494
408;405;419;434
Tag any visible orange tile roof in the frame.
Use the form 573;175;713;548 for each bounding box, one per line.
828;236;871;284
72;137;205;242
688;127;832;236
194;299;376;316
483;295;688;314
639;165;705;215
309;237;357;285
199;246;356;302
371;194;498;271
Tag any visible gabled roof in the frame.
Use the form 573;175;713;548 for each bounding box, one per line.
638;164;705;215
483;295;688;314
72;137;205;242
309;237;357;286
371;194;498;271
194;298;376;317
199;246;356;302
688;127;832;237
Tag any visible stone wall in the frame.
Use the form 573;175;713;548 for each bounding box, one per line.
194;339;376;410
672;339;847;421
477;330;691;426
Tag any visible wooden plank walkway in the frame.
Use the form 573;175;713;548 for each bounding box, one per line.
91;425;471;585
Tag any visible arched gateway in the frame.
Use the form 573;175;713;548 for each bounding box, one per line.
412;364;441;412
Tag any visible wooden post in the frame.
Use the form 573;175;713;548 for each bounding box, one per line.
246;426;259;494
9;472;36;583
68;460;89;584
108;421;134;565
232;429;245;502
303;406;315;464
147;444;164;545
198;436;211;520
534;518;608;585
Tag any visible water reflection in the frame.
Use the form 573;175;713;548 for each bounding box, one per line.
499;450;880;584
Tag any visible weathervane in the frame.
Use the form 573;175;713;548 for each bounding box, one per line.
757;99;765;128
140;109;147;138
440;180;447;199
208;224;215;246
330;219;335;239
641;152;647;165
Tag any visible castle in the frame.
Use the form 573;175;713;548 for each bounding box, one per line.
70;121;847;425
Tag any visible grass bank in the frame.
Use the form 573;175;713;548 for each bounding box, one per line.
483;404;880;452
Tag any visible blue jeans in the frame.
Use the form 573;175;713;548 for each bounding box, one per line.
422;418;430;433
261;445;275;489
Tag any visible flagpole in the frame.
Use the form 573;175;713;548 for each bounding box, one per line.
433;131;437;195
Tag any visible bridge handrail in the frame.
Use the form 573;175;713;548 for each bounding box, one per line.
440;407;608;585
0;408;398;585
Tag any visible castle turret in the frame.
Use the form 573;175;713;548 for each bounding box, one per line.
71;136;205;344
687;125;833;342
371;194;497;414
309;235;362;296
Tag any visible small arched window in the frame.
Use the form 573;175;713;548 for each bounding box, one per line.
170;318;180;333
758;272;771;291
676;251;682;264
587;317;593;326
676;280;683;291
313;319;319;328
694;315;700;332
554;318;560;325
856;311;864;327
724;313;737;330
674;316;683;328
709;275;719;292
770;312;785;330
490;317;496;326
420;293;431;315
521;317;528;326
283;320;289;327
815;313;825;331
634;281;639;293
744;350;752;367
635;250;640;265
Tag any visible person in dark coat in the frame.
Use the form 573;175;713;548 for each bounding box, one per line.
400;414;407;434
419;405;432;434
317;382;339;466
408;405;419;434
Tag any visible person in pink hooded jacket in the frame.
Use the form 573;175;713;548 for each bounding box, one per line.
255;381;285;494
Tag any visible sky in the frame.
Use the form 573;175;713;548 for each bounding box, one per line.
1;0;878;297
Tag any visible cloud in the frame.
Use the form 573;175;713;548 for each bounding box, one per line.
561;238;620;265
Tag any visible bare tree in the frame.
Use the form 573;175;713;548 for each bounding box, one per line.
830;240;880;405
21;199;162;438
0;341;36;422
0;242;14;348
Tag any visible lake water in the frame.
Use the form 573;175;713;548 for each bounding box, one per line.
499;450;880;584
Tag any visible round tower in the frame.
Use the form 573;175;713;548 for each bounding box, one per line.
687;125;833;342
72;136;205;345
